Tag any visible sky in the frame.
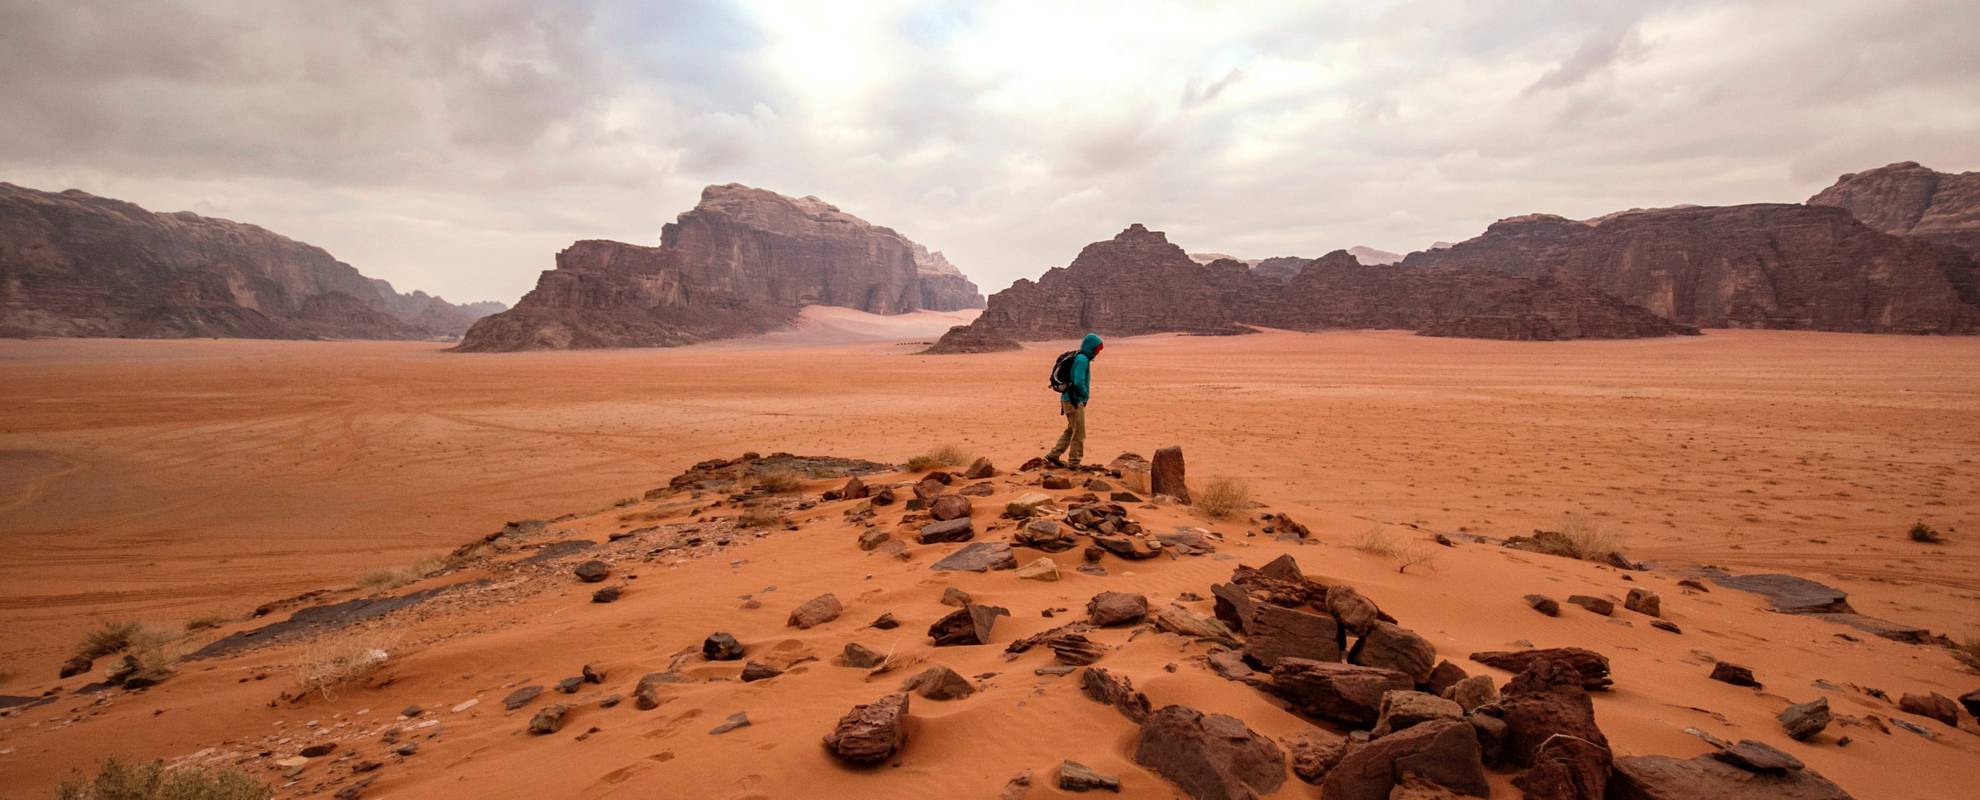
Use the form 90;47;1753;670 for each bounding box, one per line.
3;0;1978;305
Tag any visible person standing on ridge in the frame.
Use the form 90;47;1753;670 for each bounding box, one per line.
1044;332;1104;468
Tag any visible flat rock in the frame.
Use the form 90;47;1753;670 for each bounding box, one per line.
1711;740;1803;773
902;664;975;700
1706;572;1853;614
1898;692;1960;727
1133;705;1284;800
822;693;910;764
1610;753;1853;800
1565;595;1614;615
930;542;1016;572
1709;662;1761;688
918;517;975;544
1372;691;1463;737
1059;760;1121;792
1079;667;1152;722
1321;718;1486;800
1270;658;1414;726
1348;623;1436;684
503;685;544;711
1468;647;1612;691
1242;604;1343;669
709;711;751;735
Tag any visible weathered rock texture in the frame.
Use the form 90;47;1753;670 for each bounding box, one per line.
1809;161;1980;257
460;184;982;351
0;183;502;340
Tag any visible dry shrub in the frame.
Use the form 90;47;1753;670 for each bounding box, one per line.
1909;521;1944;544
1558;514;1626;562
753;468;803;494
56;756;271;800
74;621;146;661
356;556;443;591
1957;633;1980;661
1195;476;1250;519
1348;525;1401;558
182;614;230;633
905;444;973;472
737;506;781;528
293;631;396;701
0;668;13;686
1395;546;1439;574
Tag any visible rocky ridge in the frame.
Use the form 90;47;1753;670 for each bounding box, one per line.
0;182;502;340
1809;161;1980;257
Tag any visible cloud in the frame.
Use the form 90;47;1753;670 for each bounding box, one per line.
2;0;1977;304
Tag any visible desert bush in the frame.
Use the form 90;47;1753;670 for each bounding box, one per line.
904;444;973;472
356;557;443;591
737;506;781;528
74;621;146;661
293;632;395;701
1957;633;1980;661
0;668;14;685
56;756;271;800
181;614;230;633
1395;546;1439;574
1557;514;1626;562
1195;477;1250;519
1909;521;1944;544
1348;525;1401;558
753;468;803;493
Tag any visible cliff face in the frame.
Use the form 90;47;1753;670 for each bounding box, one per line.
925;225;1695;352
0;183;501;340
458;184;985;351
1399;204;1980;333
1808;161;1980;257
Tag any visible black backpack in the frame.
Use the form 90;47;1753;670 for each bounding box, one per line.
1049;350;1080;393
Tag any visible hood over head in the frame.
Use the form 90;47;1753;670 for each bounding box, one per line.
1080;332;1103;357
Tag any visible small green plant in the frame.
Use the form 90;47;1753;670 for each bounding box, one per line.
1909;521;1944;544
56;756;271;800
1348;525;1401;558
905;444;973;472
73;622;146;662
1195;476;1250;519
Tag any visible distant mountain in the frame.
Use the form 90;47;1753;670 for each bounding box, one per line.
457;184;985;351
1808;161;1980;257
1347;245;1402;265
0;182;502;340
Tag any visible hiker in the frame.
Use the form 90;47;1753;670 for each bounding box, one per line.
1045;332;1104;468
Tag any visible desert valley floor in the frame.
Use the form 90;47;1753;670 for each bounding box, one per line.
1;317;1978;798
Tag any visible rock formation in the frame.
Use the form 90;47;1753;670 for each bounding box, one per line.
1809;161;1980;257
1346;245;1402;265
0;183;502;340
1399;204;1979;334
459;184;983;351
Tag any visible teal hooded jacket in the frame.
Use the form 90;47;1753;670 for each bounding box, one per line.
1062;333;1103;405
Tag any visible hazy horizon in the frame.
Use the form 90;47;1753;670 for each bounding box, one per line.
4;0;1977;305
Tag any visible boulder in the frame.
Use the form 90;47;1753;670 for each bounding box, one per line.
1043;474;1075;490
930;542;1016;572
1151;446;1191;503
1349;623;1437;684
1243;604;1343;669
913;476;946;501
1326;585;1383;636
1320;718;1487;800
930;494;973;521
1080;667;1152;722
836;476;870;500
58;655;92;679
1425;660;1468;697
902;665;975;700
1058;760;1121;792
1565;595;1614;615
527;704;570;735
740;661;783;682
1086;591;1149;627
964;457;997;479
703;632;745;661
823;693;910;764
1609;753;1854;800
1284;731;1347;784
574;561;610;582
787;593;844;629
929;604;1010;646
1270;658;1414;726
1525;594;1561;616
1961;689;1980;721
1513;735;1610;800
1898;692;1960;727
919;517;975;544
1709;662;1761;688
839;643;886;669
1372;691;1463;737
503;685;544;711
1624;588;1661;617
591;586;622;603
1444;675;1498;712
1468;648;1612;691
1016;519;1078;552
1495;659;1608;767
1777;697;1831;741
1016;557;1061;581
1134;705;1286;800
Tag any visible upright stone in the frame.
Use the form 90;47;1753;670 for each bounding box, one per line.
1151;446;1191;503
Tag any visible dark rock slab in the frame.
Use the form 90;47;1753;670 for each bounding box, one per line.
823;693;910;764
929;604;1010;646
1134;705;1285;800
930;542;1015;572
188;581;482;660
1610;753;1854;800
1270;658;1412;726
1468;647;1612;691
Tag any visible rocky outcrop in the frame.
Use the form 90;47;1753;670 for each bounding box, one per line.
1399;204;1980;334
1346;245;1402;265
1809;161;1980;257
0;183;501;340
459;184;983;351
926;224;1693;350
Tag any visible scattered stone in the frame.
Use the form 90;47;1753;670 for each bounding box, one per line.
1960;689;1980;720
822;693;910;764
1624;588;1661;617
787;593;844;629
1271;658;1414;726
913;476;946;501
1016;518;1078;552
1468;648;1612;691
1349;622;1436;684
394;742;418;756
1611;753;1852;800
555;676;584;694
1016;557;1061;581
1151;605;1242;648
834;475;870;501
1086;591;1149;627
709;711;750;735
919;517;976;544
1048;633;1107;665
1709;662;1761;688
740;661;783;682
633;671;683;709
1150;446;1191;503
1004;492;1056;518
1565;595;1614;615
1650;619;1682;634
1373;691;1463;737
703;632;745;661
1111;491;1143;503
1079;667;1152;722
503;686;544;711
1322;718;1487;800
333;778;376;800
1042;474;1075;490
871;613;900;630
1445;675;1498;712
1425;660;1468;697
597;695;621;709
581;664;605;684
402;704;423;718
930;494;973;521
1243;604;1343;669
1134;705;1284;800
965;457;997;479
299;742;337;758
929;604;1010;646
591;586;622;603
1092;534;1161;559
1524;594;1560;616
1002;769;1033;800
960;481;995;496
857;529;893;551
1433;534;1457;547
870;486;897;506
574;560;611;583
930;542;1016;572
1059;760;1121;792
1710;740;1803;773
527;703;570;735
840;643;885;669
899;664;975;701
1898;692;1960;727
58;656;92;679
1514;734;1611;800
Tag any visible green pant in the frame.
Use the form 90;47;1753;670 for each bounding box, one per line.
1049;401;1087;465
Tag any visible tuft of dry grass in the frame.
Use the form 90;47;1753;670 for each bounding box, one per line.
1557;514;1627;562
1395;546;1439;574
293;631;396;701
73;621;147;662
0;668;13;686
905;444;973;472
356;556;443;591
182;613;231;633
753;468;803;494
1195;476;1250;519
737;506;781;528
1909;521;1944;544
1956;633;1980;661
1348;525;1401;558
56;756;271;800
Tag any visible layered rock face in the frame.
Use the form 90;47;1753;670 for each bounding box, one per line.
0;183;501;340
1809;161;1980;257
1400;204;1980;334
926;224;1693;351
459;184;984;351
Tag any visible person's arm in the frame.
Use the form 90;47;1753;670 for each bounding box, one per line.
1071;354;1091;405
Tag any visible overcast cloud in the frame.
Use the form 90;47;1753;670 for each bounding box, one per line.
3;0;1977;304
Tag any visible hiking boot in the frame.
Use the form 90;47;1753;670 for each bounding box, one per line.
1044;455;1067;468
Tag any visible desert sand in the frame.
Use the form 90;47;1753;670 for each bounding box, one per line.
2;323;1978;798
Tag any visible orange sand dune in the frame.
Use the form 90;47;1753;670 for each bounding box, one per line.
1;330;1978;798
